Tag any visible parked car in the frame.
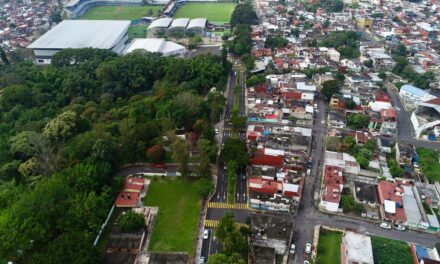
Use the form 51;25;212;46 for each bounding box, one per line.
304;261;310;264
379;222;392;229
290;244;296;254
393;224;406;231
199;256;205;264
215;128;219;134
203;230;209;239
305;243;312;254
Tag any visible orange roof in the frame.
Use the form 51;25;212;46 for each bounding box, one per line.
115;192;140;208
123;178;145;193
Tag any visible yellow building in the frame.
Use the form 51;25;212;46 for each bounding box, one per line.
358;18;374;29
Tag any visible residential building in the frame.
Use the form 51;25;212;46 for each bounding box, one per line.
341;231;374;264
399;84;437;110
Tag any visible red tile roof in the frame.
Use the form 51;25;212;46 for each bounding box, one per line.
321;165;344;204
251;155;284;167
377;181;407;222
248;178;279;194
123;178;145;193
375;91;391;103
425;97;440;106
115;192;140;208
282;92;302;100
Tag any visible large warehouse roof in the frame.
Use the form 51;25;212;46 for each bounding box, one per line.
124;38;185;56
170;18;189;29
148;18;173;29
187;18;207;29
28;20;131;50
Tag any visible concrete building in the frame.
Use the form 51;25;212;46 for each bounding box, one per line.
148;17;173;37
124;38;186;57
186;18;207;36
399;84;437;111
250;214;292;255
341;231;374;264
402;185;429;229
410;98;440;138
28;20;131;64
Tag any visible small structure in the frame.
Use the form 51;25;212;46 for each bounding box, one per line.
148;17;173;37
377;181;406;223
115;177;148;208
341;231;374;264
124;38;186;57
186;18;207;36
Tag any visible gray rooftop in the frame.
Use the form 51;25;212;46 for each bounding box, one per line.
28;20;131;50
187;18;207;29
148;17;173;29
170;18;189;28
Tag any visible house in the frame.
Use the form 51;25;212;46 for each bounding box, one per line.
354;181;377;207
396;142;415;166
319;165;344;212
410;98;440;138
378;138;393;153
377;181;407;223
250;214;292;255
402;185;429;229
327;48;340;62
341;231;374;264
115;177;147;208
399;85;437;110
327;111;347;129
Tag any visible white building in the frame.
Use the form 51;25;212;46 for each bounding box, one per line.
341;231;374;264
399;84;437;110
124;38;186;57
327;48;340;62
410;98;440;138
28;20;131;64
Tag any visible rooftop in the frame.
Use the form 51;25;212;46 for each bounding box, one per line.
250;213;292;241
401;84;428;97
28;20;131;50
342;231;374;264
187;18;207;29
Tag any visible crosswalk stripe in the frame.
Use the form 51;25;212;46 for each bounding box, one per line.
208;202;249;209
204;219;248;228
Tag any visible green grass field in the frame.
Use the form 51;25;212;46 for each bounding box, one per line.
417;147;440;183
173;3;236;23
128;25;148;39
81;6;163;20
316;229;342;264
144;178;203;255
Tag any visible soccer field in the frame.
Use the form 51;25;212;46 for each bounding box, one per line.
81;6;163;20
173;3;236;23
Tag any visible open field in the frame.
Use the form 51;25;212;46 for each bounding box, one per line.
144;177;208;255
81;6;163;20
316;229;342;264
173;3;236;23
417;147;440;183
371;236;413;264
128;25;148;39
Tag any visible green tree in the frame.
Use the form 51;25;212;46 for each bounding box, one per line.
356;155;369;169
230;3;258;28
117;211;145;232
321;79;340;99
221;138;249;167
347;113;370;129
44;110;78;141
341;195;355;211
326;136;341;151
171;137;189;177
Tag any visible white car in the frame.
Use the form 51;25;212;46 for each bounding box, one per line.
290;244;296;254
305;243;312;254
393;224;406;231
379;222;392;229
203;230;209;239
199;256;205;264
215;128;219;134
304;261;310;264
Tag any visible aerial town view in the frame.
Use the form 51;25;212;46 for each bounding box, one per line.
0;0;439;263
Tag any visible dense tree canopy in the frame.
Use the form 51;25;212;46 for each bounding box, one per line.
0;49;228;262
321;79;340;99
230;3;258;28
320;31;361;59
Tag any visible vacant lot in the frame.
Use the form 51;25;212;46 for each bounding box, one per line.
145;177;209;255
371;236;413;264
128;25;148;39
173;3;236;23
417;147;440;183
316;229;342;264
81;6;163;20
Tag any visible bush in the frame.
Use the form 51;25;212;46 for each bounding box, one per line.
117;211;145;232
371;236;413;264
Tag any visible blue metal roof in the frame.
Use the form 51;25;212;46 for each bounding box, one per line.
415;245;429;260
401;84;427;97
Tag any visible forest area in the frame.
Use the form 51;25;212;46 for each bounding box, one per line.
0;48;229;263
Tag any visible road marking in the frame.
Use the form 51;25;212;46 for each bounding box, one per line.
204;219;248;228
208;202;249;209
